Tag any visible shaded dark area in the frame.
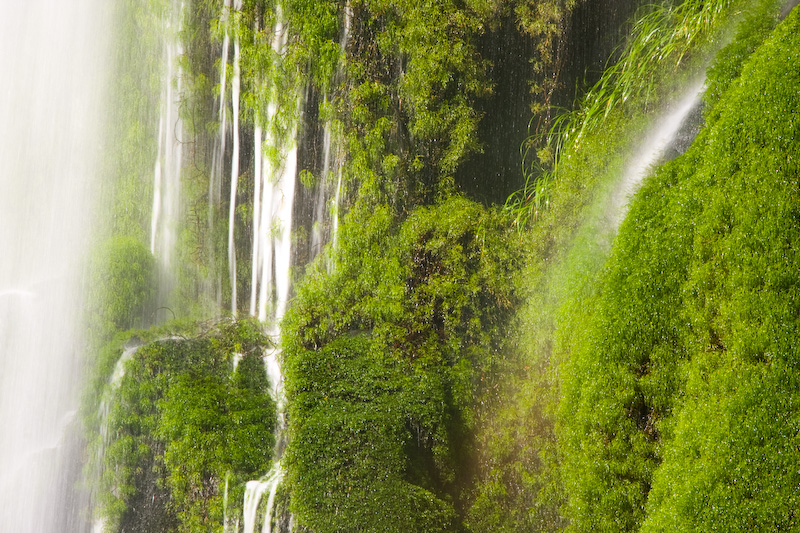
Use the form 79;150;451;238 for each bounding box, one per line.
118;443;177;533
455;13;533;205
293;85;333;270
556;0;641;107
662;98;705;161
781;0;800;18
456;0;641;205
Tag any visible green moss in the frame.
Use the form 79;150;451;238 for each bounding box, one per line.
87;235;156;342
558;5;800;531
282;196;522;531
98;319;276;532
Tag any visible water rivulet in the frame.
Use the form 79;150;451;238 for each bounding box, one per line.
2;0;798;531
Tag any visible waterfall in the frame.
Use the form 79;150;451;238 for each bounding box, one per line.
240;3;353;528
330;3;351;257
242;9;296;530
0;0;111;530
91;344;140;533
242;462;284;533
317;2;351;266
607;77;706;228
310;104;345;267
210;0;234;311
150;0;186;310
250;6;295;327
309;118;332;259
228;0;244;316
554;76;708;298
250;123;265;316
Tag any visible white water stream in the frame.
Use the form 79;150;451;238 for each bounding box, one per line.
607;77;706;228
228;0;244;316
210;0;234;311
150;0;186;310
242;9;295;531
0;0;111;530
240;4;351;529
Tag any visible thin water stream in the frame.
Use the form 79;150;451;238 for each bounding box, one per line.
607;77;706;228
150;0;186;311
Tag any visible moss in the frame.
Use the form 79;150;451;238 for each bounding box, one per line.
558;5;800;531
98;319;276;532
282;196;523;531
87;235;156;342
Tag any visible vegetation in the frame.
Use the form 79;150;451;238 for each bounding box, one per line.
510;0;742;229
282;197;523;531
85;0;800;531
96;319;276;532
87;235;156;342
338;0;586;209
558;1;797;531
469;0;792;531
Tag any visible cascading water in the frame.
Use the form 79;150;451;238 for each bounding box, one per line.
0;1;111;531
251;7;297;329
553;75;708;301
238;4;352;529
241;7;297;529
328;3;352;258
150;0;186;311
607;77;706;228
309;104;346;268
228;0;244;316
210;0;235;311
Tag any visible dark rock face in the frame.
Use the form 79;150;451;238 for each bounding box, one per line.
456;0;642;205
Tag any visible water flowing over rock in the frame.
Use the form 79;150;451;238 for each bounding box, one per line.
4;0;794;530
150;0;186;313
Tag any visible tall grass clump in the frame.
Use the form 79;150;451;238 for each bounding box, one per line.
507;0;739;228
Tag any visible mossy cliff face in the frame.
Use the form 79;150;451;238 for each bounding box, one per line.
90;1;800;531
282;197;523;532
559;5;800;531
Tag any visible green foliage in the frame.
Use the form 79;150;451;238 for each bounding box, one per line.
467;106;633;532
284;335;456;532
89;2;800;532
173;0;232;317
509;0;743;229
559;156;697;531
558;5;800;530
99;319;276;532
702;0;782;112
516;0;579;116
282;196;523;531
640;9;800;530
470;2;791;531
87;236;156;341
569;0;733;146
340;0;501;208
98;0;168;242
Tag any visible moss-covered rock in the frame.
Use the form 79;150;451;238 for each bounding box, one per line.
559;4;800;530
282;196;523;531
98;319;276;532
